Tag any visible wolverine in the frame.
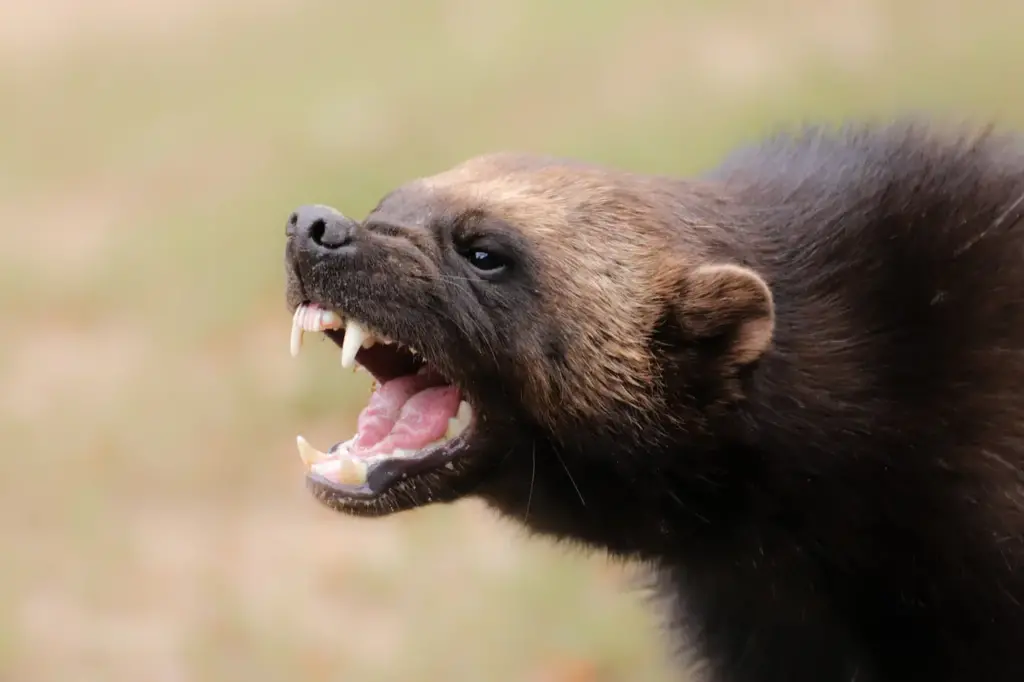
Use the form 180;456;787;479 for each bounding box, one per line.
282;120;1024;682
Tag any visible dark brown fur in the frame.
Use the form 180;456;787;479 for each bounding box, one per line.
284;120;1024;681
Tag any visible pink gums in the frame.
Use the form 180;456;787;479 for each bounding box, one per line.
351;373;461;457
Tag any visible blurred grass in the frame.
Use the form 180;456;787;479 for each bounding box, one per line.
1;0;1022;680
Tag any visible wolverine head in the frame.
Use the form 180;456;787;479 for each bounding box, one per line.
283;152;774;538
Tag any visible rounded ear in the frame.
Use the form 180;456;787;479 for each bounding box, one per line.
674;263;775;367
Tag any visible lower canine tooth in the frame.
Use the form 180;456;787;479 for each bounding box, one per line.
296;435;329;466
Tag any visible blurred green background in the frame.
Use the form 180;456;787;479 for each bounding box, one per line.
1;1;1022;680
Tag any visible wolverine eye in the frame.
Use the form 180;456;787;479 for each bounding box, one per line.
464;249;506;271
457;242;511;275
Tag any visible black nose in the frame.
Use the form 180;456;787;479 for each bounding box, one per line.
287;204;355;250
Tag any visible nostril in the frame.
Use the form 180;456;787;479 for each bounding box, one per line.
289;204;355;250
308;218;327;246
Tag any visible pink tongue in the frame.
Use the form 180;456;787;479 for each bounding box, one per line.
352;373;461;457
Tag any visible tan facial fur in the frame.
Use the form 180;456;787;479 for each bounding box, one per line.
415;153;775;428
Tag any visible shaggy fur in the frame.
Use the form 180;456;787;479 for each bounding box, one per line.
283;120;1024;682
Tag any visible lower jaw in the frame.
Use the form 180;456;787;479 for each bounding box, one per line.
295;399;473;488
301;436;472;513
292;425;475;503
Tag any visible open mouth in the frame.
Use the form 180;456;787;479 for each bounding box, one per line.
289;302;474;499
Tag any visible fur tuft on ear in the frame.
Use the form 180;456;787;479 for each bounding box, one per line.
675;263;775;367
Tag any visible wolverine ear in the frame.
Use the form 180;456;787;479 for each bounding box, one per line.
674;263;775;366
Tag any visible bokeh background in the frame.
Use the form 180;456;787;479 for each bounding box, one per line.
2;1;1022;680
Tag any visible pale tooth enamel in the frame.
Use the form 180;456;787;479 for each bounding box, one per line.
361;335;377;349
318;310;342;331
290;308;305;358
296;307;342;332
311;458;341;478
444;401;473;440
336;456;368;485
457;400;472;424
296;435;330;467
309;452;367;485
340;319;367;368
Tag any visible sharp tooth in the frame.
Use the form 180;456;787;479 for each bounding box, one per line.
446;415;469;440
361;335;377;349
340;319;368;368
457;400;472;424
336;456;368;485
289;307;305;358
296;435;330;467
444;401;473;440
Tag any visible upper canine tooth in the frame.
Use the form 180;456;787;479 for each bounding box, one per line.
290;307;305;358
296;435;330;467
340;319;369;368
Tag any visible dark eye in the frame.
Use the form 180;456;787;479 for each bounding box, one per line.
459;245;510;274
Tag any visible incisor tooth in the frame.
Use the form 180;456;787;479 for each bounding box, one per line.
290;308;304;358
296;435;329;466
318;310;343;330
336;456;368;485
340;319;368;368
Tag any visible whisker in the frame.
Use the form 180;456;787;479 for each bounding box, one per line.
525;441;537;523
554;450;586;508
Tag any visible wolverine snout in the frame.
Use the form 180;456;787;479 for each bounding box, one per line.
286;204;358;254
